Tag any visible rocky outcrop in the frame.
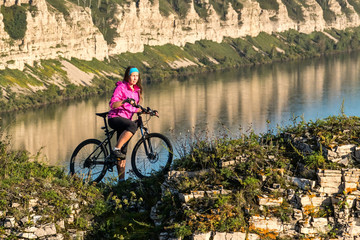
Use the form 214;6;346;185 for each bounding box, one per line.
0;0;108;70
160;165;360;239
1;0;360;71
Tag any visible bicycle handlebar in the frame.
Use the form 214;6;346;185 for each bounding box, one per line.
125;98;159;117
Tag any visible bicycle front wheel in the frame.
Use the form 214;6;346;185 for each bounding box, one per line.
131;133;173;178
70;139;108;183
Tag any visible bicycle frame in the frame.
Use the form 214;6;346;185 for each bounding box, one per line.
100;113;116;154
94;110;156;166
71;104;172;182
136;113;154;158
84;113;116;168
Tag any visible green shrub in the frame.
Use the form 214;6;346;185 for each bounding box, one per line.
167;0;191;18
305;152;325;169
281;0;305;21
1;5;27;40
347;0;360;15
89;1;119;44
159;0;175;16
337;0;354;18
315;0;336;22
256;0;279;10
45;0;69;17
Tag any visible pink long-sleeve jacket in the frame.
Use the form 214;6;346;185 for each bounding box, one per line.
108;81;140;120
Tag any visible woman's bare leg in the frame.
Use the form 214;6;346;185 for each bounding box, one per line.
116;130;133;149
116;160;126;180
115;130;133;180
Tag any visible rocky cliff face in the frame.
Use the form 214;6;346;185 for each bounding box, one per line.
0;0;108;70
1;0;360;71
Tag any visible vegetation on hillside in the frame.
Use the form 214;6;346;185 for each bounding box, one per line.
1;5;27;40
281;0;305;22
315;0;336;22
2;26;360;112
348;0;360;15
46;0;70;17
156;114;360;238
1;113;359;239
256;0;279;11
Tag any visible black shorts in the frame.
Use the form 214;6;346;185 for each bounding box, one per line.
108;116;138;136
108;117;137;154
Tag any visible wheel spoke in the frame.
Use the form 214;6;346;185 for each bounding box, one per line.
132;133;173;178
70;139;107;183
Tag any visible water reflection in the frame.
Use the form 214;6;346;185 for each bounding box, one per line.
1;52;360;170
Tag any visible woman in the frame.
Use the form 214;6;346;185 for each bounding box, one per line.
108;66;142;180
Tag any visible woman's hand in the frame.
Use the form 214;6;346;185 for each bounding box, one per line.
111;98;135;109
123;98;136;106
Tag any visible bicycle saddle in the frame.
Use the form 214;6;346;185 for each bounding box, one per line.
95;112;109;118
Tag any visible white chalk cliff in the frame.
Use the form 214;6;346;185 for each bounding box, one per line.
1;0;360;70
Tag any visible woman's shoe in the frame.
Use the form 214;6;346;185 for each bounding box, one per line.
112;149;126;160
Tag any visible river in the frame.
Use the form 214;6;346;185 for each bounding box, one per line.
1;52;360;175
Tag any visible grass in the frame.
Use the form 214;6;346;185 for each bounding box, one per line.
1;112;360;238
3;26;360;112
281;0;305;21
0;69;43;88
1;5;27;40
315;0;336;23
165;114;360;237
256;0;279;11
348;0;360;15
45;0;69;17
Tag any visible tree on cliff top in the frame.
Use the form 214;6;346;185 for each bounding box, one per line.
1;5;27;40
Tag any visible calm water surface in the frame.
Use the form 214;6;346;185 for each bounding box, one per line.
1;52;360;173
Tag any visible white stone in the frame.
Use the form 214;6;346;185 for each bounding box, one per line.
46;234;64;240
57;220;65;229
34;223;57;237
24;226;38;232
21;216;29;225
17;232;37;239
300;226;317;234
293;209;302;220
312;218;330;233
1;0;360;74
32;215;42;224
336;144;356;154
12;203;20;208
343;169;360;182
4;217;15;228
249;216;283;233
287;176;316;190
349;218;360;236
178;191;205;202
193;232;211;240
213;232;248;240
221;160;236;167
28;199;38;208
301;195;331;208
344;182;358;194
258;195;283;207
318;186;342;195
247;233;260;240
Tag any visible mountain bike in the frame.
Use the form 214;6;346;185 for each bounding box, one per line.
69;103;173;183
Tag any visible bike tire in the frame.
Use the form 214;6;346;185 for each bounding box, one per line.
70;139;108;183
131;133;173;178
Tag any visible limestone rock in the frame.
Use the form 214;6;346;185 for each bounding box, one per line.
1;0;360;73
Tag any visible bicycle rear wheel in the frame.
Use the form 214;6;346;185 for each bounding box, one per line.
131;133;173;178
70;139;108;183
